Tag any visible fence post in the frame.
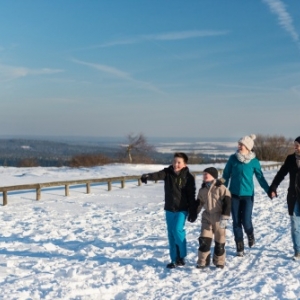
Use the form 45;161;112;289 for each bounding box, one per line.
3;191;7;206
65;184;70;196
121;179;125;189
138;179;141;186
108;181;112;191
36;185;41;201
86;183;91;194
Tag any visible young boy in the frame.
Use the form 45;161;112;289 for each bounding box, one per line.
141;152;196;269
194;167;231;269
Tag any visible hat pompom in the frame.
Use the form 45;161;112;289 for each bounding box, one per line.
249;134;256;140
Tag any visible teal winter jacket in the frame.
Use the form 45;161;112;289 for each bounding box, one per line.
222;154;269;197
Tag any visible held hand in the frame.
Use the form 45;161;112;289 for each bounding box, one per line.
268;190;277;199
141;174;148;184
271;191;277;199
188;212;197;223
268;184;278;199
219;218;228;229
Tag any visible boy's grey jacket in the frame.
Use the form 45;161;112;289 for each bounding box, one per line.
146;165;196;212
269;154;300;216
196;179;231;218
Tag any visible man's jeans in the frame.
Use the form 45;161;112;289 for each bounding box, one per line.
231;195;254;243
291;201;300;255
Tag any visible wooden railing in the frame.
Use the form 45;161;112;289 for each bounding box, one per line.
0;163;282;206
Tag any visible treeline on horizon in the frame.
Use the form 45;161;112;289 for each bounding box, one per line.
0;134;294;168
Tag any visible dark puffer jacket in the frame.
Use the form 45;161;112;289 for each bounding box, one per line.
147;165;196;212
269;154;300;215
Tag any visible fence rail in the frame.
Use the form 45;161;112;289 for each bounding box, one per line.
0;163;282;206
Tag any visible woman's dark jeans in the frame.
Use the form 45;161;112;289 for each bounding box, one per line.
231;195;254;243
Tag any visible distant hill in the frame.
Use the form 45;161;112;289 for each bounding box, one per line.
0;137;233;167
0;138;121;167
0;138;172;167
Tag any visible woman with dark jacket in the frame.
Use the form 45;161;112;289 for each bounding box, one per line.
268;136;300;260
141;152;196;268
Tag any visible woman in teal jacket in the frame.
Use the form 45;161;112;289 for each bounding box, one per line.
222;134;270;256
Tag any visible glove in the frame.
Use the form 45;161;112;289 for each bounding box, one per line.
219;217;228;229
188;211;197;223
267;188;277;199
141;174;148;184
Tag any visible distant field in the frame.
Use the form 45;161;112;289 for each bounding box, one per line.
0;137;237;167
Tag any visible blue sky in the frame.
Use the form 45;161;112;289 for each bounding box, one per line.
0;0;299;139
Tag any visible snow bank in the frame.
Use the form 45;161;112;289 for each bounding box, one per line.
0;164;298;299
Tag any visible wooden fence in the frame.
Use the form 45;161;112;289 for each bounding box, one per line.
0;163;282;206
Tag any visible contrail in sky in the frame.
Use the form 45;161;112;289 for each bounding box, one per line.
262;0;300;49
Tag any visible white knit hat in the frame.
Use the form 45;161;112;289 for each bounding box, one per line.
238;134;256;150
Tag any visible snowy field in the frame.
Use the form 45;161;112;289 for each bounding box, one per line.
0;163;299;300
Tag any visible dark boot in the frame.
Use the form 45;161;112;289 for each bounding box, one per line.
176;258;185;266
236;241;244;257
166;262;176;269
175;245;185;266
247;234;255;248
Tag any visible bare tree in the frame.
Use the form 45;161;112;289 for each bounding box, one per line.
69;153;113;167
122;133;155;163
253;134;294;162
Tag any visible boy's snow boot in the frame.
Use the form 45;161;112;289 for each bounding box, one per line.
175;245;185;266
236;241;244;257
247;234;255;248
176;258;185;266
166;262;176;269
196;254;210;269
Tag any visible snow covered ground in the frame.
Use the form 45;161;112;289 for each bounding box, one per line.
0;163;299;300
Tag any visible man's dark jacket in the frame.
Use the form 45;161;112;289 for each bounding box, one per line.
147;166;196;212
269;154;300;215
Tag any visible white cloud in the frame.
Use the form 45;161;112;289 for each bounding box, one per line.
71;59;131;80
80;30;229;49
262;0;300;49
142;30;229;41
71;58;165;94
0;64;64;82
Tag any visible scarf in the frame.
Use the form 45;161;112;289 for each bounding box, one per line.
235;151;256;164
202;180;214;189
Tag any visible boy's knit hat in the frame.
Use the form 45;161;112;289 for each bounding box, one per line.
238;134;256;151
295;136;300;144
203;167;218;179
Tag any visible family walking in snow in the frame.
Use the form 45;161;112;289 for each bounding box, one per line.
140;134;300;269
